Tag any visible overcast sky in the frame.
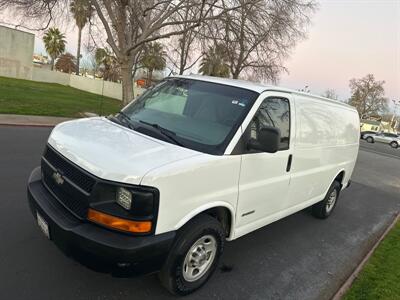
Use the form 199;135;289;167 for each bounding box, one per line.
2;0;399;106
279;0;400;104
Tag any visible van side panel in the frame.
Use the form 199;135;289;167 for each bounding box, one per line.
287;96;359;208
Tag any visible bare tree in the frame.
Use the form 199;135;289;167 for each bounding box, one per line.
348;74;388;118
1;0;239;106
322;89;338;100
165;5;204;75
206;0;316;81
89;0;231;105
0;0;68;31
2;0;315;103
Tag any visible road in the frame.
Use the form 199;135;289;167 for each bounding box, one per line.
0;126;399;300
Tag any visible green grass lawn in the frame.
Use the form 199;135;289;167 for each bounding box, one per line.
344;220;400;300
0;76;122;118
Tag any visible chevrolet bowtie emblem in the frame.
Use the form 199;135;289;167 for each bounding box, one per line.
52;171;64;185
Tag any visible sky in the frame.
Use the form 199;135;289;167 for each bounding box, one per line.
279;0;400;104
2;0;399;106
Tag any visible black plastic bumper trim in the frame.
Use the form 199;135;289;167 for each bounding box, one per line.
27;167;175;273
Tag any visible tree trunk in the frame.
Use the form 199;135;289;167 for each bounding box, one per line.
121;63;134;107
76;27;82;75
179;65;185;75
179;43;185;75
51;57;55;71
149;69;153;85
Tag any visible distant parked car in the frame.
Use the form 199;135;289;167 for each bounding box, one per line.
360;130;376;139
363;132;400;148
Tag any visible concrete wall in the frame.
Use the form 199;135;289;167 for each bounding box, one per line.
0;25;34;80
103;80;123;100
70;74;103;95
30;68;145;101
32;67;70;85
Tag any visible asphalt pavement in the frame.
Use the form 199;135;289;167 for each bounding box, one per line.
0;126;399;300
359;139;400;159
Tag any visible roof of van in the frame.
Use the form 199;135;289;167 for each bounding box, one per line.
172;74;356;110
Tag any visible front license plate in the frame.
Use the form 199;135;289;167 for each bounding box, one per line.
36;212;50;239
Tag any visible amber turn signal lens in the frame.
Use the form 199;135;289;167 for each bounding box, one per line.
87;209;151;233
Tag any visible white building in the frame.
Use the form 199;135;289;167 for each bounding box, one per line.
0;25;34;80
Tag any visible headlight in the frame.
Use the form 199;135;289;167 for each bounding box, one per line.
116;187;132;210
88;183;159;235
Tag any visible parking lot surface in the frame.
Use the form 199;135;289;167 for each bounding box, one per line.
0;126;399;300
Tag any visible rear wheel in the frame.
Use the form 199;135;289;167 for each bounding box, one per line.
390;141;398;149
158;214;225;295
366;137;374;143
312;181;341;219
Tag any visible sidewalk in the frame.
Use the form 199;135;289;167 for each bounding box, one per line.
0;114;74;127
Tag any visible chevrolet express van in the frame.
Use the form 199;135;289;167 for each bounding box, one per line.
27;75;360;295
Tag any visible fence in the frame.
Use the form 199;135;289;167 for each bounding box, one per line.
31;67;144;100
32;67;70;85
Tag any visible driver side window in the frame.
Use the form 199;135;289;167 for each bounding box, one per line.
250;97;291;150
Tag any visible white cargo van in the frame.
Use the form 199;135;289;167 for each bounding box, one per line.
27;75;359;295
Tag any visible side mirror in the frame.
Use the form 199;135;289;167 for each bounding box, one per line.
247;127;280;153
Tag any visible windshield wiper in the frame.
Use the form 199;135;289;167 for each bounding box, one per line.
138;120;184;147
116;111;136;130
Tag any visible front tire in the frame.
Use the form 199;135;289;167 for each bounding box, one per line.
366;137;374;143
390;141;398;149
312;181;341;219
159;214;225;295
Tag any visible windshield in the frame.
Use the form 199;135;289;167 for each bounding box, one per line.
120;78;259;155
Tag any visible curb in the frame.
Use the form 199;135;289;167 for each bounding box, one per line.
0;114;76;128
331;212;400;300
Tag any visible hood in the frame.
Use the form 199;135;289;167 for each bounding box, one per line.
48;117;201;185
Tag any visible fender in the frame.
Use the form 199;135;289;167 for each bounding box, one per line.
173;201;236;240
331;169;346;191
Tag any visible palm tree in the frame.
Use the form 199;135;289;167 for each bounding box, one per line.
95;48;120;82
95;48;108;66
43;27;66;70
141;42;166;85
70;0;92;75
199;44;230;78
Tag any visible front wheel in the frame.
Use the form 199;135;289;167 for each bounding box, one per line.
312;181;341;219
158;214;225;295
366;137;374;143
390;141;398;149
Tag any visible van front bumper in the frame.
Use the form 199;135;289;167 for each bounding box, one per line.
27;167;175;273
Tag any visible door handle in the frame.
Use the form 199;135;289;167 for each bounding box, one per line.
286;154;293;172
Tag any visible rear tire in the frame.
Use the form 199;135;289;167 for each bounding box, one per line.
390;141;398;149
366;137;374;143
312;181;341;219
158;214;225;295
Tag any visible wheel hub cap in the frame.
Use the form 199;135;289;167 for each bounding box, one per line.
326;189;337;213
182;235;217;282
